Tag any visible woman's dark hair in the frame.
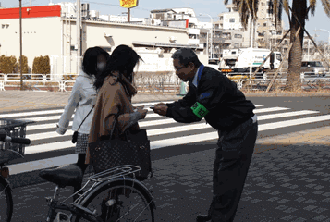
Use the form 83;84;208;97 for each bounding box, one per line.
171;48;202;68
93;44;142;91
82;46;110;77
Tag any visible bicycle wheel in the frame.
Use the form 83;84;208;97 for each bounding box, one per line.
75;179;155;222
0;177;13;222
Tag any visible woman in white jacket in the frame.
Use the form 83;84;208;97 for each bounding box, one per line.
56;47;109;178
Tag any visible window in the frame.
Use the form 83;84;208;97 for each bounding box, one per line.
229;18;235;23
234;34;242;38
263;23;267;27
189;34;196;39
276;54;282;61
70;45;77;51
276;31;282;35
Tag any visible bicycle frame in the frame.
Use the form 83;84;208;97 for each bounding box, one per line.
45;183;102;222
45;175;155;222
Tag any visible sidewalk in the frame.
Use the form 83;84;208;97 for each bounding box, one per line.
1;90;330;113
0;91;183;113
9;128;330;222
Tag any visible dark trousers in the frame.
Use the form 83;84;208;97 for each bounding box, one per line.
207;118;258;222
73;154;88;200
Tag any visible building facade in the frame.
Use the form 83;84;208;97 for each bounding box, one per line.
150;8;203;49
0;4;206;77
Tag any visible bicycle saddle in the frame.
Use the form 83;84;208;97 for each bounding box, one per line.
39;164;83;188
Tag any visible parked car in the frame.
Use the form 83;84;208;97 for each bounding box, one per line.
301;61;326;77
208;58;221;70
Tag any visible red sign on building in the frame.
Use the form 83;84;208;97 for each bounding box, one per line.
0;6;61;19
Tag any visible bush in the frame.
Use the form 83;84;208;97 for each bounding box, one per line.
17;55;29;74
32;56;40;74
32;55;50;74
0;55;17;74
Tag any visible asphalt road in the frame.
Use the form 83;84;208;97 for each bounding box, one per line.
4;96;330;222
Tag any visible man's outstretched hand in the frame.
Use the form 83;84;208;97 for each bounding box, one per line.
152;103;168;117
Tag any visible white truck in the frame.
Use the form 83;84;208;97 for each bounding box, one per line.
219;48;282;72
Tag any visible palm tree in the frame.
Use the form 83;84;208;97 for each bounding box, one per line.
226;0;330;91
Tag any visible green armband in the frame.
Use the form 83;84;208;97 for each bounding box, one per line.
190;102;209;118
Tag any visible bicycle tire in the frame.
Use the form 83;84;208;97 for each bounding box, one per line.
75;178;155;222
0;177;13;222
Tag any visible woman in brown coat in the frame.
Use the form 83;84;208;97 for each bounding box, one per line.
85;44;148;166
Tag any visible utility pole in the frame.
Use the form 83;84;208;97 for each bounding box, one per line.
200;13;213;58
211;17;213;58
76;0;80;75
19;0;23;90
128;7;130;22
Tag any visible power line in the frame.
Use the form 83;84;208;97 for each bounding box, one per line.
81;0;151;12
80;1;120;7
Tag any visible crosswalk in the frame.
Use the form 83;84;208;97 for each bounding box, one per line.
2;101;330;175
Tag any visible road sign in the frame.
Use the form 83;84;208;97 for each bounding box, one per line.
119;0;139;8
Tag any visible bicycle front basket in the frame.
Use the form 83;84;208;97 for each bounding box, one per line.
0;118;35;155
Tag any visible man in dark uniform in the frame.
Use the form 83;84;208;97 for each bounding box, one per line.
152;48;258;222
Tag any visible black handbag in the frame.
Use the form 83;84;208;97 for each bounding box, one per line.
72;108;93;143
89;117;153;180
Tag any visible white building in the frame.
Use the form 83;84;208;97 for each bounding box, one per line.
150;8;203;48
0;4;206;77
217;4;243;30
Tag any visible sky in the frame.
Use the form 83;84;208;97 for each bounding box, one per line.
1;0;330;43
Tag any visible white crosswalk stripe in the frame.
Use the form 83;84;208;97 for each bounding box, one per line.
3;101;329;175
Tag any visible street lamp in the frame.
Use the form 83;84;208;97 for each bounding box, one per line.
19;0;23;90
200;13;213;59
76;0;81;75
318;29;330;58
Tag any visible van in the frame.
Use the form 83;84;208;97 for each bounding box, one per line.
301;61;326;77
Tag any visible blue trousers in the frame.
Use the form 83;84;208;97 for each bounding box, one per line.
208;117;258;222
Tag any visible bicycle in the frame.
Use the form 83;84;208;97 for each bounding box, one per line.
1;119;156;222
39;164;156;222
0;118;34;222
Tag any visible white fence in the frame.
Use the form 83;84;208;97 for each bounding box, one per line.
0;73;79;92
1;71;330;92
0;72;182;93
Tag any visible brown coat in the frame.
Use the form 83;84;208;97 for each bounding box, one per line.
85;72;140;164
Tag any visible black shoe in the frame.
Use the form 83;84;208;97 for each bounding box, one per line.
196;215;211;222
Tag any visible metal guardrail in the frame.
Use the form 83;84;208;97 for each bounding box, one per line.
224;71;330;90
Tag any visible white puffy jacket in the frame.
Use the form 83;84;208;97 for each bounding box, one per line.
56;70;97;135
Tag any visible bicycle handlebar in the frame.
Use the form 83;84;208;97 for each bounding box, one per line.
0;132;31;145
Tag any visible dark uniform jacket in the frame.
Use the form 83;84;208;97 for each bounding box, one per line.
165;66;256;131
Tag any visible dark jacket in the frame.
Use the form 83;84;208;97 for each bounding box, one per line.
165;66;255;131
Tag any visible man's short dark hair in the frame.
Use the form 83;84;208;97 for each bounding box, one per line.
171;48;202;68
